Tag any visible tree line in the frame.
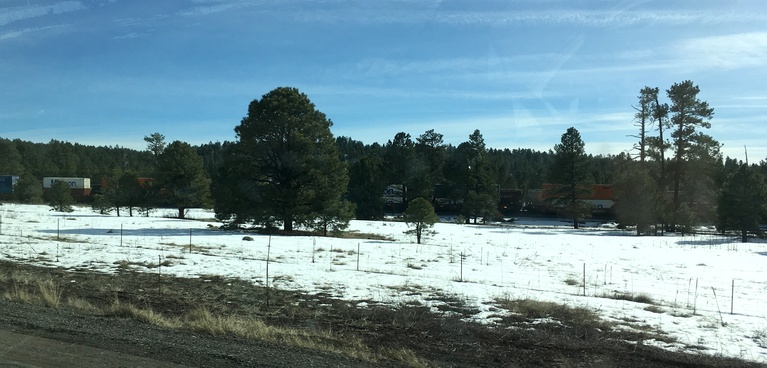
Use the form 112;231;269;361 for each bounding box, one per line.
610;81;767;241
1;82;765;241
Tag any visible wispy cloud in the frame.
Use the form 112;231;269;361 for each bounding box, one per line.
346;53;573;84
141;0;767;28
675;32;767;70
287;7;767;27
113;32;148;40
0;1;86;27
310;84;550;102
0;24;71;40
732;96;767;101
178;2;250;17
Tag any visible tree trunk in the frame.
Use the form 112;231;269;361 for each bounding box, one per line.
284;217;293;232
416;223;422;244
573;217;579;229
177;208;185;219
671;117;685;231
653;94;666;233
742;229;748;243
639;109;646;163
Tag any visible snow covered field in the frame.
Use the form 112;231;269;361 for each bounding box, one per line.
0;204;765;363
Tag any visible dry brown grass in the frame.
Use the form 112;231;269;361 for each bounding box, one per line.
1;269;64;308
181;308;377;362
108;300;181;329
97;302;428;366
498;298;603;325
37;279;64;308
381;347;431;368
644;305;665;314
336;231;393;241
66;297;101;313
602;291;656;305
3;284;34;304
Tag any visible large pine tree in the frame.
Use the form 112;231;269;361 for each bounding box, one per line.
667;80;719;229
213;87;349;232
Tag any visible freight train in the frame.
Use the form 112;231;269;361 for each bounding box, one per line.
0;176;94;202
382;183;614;217
527;183;615;217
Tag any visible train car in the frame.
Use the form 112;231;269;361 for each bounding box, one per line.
433;183;462;213
100;177;154;191
0;175;19;195
42;177;92;202
383;184;405;212
42;177;91;189
540;183;615;216
499;188;524;214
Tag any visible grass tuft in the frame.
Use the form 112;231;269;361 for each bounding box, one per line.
336;231;393;241
108;300;181;329
564;277;580;286
67;297;101;313
37;279;64;308
602;291;656;305
3;284;34;304
498;298;601;325
753;328;767;349
644;305;665;314
2;277;64;308
382;347;431;368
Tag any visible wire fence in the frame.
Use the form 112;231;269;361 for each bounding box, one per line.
0;213;765;320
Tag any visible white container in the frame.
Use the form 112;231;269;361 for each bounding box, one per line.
42;177;91;189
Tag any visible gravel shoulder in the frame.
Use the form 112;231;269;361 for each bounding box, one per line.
0;329;190;368
0;299;383;368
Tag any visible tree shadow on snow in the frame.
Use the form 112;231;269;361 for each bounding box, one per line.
37;227;243;238
676;236;739;246
486;227;633;237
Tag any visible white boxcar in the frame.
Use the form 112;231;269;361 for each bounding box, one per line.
42;177;91;189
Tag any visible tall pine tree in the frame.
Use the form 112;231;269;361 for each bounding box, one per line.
549;127;591;229
667;80;719;230
213;87;349;232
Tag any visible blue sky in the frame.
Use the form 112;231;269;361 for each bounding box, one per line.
1;1;766;162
